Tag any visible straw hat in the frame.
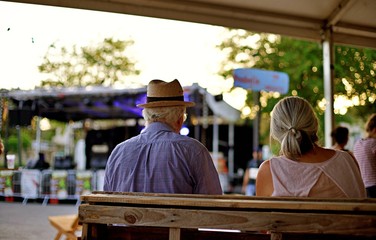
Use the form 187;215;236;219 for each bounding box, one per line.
137;79;195;108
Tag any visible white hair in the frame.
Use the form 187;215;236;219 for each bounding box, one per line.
142;106;185;126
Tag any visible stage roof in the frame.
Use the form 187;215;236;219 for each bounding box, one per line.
5;86;147;121
4;85;241;123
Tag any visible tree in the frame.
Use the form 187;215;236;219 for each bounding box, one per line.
217;29;376;125
333;46;376;122
38;38;140;87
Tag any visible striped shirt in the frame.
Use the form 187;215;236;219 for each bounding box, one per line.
353;138;376;188
104;122;223;194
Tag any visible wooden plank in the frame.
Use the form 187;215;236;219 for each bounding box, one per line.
100;225;273;240
80;192;376;212
81;223;89;240
85;191;376;203
169;227;181;240
88;191;376;203
78;204;376;235
80;224;375;240
48;214;79;233
48;214;81;240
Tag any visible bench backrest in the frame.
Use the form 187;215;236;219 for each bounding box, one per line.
79;191;376;240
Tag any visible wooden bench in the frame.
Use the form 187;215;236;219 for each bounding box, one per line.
48;214;82;240
78;191;376;240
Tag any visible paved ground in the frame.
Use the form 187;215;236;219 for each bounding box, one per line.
0;200;79;240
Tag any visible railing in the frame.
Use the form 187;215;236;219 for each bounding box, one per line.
0;169;105;205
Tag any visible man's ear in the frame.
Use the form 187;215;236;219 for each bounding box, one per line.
174;114;184;133
178;114;184;126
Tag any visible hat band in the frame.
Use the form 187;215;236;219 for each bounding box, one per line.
147;96;184;103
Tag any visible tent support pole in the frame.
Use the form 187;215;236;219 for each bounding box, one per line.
228;123;234;177
323;28;335;147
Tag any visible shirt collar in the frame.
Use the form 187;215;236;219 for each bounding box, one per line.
142;122;174;133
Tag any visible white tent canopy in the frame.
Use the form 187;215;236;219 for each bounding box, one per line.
9;0;376;49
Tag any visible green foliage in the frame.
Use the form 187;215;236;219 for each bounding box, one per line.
38;38;140;87
5;132;32;153
333;46;376;120
217;29;376;123
217;29;376;145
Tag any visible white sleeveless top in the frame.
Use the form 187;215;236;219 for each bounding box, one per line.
269;151;366;198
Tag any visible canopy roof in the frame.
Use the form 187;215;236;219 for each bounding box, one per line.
8;0;376;49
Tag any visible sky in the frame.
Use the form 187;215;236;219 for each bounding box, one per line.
0;1;236;96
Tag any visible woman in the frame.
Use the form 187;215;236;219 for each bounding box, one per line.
353;113;376;198
256;96;366;198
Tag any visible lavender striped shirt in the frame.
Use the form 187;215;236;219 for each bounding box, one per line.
103;122;223;194
353;138;376;187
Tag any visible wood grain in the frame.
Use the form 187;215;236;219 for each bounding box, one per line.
79;204;376;235
79;192;376;239
81;192;376;212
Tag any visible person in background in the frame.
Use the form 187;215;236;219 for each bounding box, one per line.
331;126;351;152
0;138;4;155
331;126;356;159
33;152;50;170
242;146;263;196
104;79;222;194
353;113;376;198
26;152;50;170
256;96;365;198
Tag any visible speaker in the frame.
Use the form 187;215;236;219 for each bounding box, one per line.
8;109;33;127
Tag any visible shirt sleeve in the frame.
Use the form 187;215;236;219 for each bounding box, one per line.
191;147;223;195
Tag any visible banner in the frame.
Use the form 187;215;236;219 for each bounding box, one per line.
21;169;40;199
233;68;289;94
0;170;14;196
50;170;68;199
75;171;92;196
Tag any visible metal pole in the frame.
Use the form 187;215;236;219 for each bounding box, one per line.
212;115;219;169
202;92;208;146
323;28;335;147
228;123;234;177
253;92;260;151
16;125;22;166
35;116;41;155
0;97;5;166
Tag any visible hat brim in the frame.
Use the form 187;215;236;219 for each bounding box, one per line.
137;101;195;108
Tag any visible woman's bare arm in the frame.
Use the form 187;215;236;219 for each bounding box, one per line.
256;160;274;196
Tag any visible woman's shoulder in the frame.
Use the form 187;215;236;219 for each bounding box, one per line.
324;149;358;167
259;159;271;167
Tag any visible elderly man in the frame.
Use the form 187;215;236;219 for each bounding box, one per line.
104;79;222;194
